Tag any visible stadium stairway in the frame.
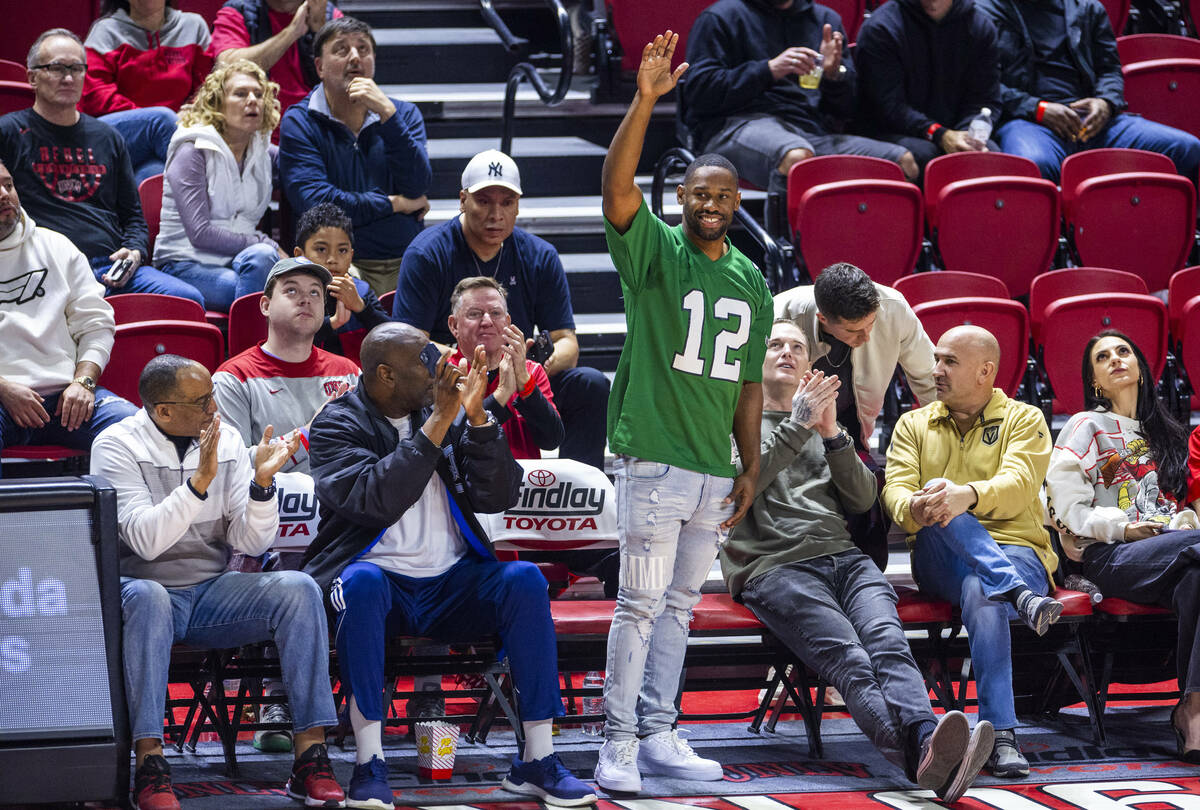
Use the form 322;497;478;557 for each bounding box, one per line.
343;0;771;372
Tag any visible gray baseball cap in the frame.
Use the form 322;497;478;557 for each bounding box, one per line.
265;256;332;293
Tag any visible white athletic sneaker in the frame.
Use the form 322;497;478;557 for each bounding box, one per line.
594;738;641;793
637;730;723;781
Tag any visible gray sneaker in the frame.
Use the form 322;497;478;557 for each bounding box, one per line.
406;693;446;737
1015;590;1064;636
987;728;1030;778
253;698;293;753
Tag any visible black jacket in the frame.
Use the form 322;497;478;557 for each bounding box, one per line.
680;0;857;150
855;0;1002;138
974;0;1125;121
299;383;522;593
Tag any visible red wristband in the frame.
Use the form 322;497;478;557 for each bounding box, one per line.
519;375;538;399
925;122;941;141
1036;101;1048;123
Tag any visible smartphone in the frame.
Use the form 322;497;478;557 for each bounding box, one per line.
528;331;553;365
106;257;135;285
419;342;442;377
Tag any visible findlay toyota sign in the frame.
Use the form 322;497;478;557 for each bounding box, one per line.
483;459;618;550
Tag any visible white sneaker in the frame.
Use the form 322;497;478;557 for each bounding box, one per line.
637;730;723;781
594;738;641;793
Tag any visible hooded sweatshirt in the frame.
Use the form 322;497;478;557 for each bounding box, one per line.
680;0;858;151
855;0;1002;138
154;124;275;267
82;7;213;115
0;209;114;395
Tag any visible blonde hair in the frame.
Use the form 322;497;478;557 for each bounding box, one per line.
179;59;281;136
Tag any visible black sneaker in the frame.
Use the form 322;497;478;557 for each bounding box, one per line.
133;754;180;810
987;728;1030;778
1015;590;1063;636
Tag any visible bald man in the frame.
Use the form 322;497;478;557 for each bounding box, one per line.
300;322;597;807
881;325;1061;780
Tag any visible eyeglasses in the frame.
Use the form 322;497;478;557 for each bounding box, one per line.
31;63;87;79
155;392;215;411
462;308;508;322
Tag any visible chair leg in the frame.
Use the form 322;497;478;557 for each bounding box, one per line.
749;665;785;733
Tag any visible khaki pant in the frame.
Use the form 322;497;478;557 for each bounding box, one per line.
352;257;403;298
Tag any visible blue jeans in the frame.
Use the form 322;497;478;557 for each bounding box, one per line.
100;107;176;186
996;113;1200;185
0;385;135;478
603;457;734;739
742;550;937;770
549;365;610;470
332;555;563;723
911;513;1050;729
88;255;204;307
120;570;337;742
159;242;278;312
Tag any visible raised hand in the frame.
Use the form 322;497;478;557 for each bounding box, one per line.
790;369;840;428
637;30;688;101
819;23;844;74
347;77;396;119
191;414;221;496
494;352;517;406
501;324;530;389
253;424;301;486
461;344;489;424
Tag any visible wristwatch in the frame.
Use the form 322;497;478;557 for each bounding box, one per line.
249;479;277;502
822;427;853;453
72;375;97;392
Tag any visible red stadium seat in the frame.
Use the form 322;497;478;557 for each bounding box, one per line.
928;172;1059;297
108;293;206;325
1028;267;1147;346
227;292;268;357
1123;58;1200;141
609;0;715;72
1117;33;1200;65
137;174;164;256
174;0;226;26
0;59;26;83
378;290;395;315
923;151;1042;227
787;156;923;286
1039;292;1167;413
823;0;866;41
1177;294;1200;408
1064;170;1195;292
1060;148;1177;218
894;271;1009;308
0;81;34;115
1168;265;1200;338
913;297;1030;396
100;320;225;405
1100;0;1131;34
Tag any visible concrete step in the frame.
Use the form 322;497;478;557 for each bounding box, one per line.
427;135;607;198
374;28;518;85
561;252;623;315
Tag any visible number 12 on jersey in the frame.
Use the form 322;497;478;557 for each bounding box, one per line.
671;289;753;383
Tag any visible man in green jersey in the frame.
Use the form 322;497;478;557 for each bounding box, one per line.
595;30;774;793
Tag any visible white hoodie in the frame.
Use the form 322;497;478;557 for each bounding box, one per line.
0;209;114;394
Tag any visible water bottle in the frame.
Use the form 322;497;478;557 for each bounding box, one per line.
968;107;993;145
581;671;605;735
1064;574;1103;604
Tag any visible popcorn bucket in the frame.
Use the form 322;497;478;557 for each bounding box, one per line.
415;721;459;779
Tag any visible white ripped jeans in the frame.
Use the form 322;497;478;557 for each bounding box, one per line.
602;457;733;739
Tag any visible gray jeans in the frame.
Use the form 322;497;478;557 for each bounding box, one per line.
741;549;936;767
705;114;910;194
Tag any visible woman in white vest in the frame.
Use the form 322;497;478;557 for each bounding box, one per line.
153;59;282;312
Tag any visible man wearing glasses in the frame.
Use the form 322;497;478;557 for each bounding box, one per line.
0;28;203;305
89;354;345;810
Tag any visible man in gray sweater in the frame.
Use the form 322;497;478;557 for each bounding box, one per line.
720;317;992;802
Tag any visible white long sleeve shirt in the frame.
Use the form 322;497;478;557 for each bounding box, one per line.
0;209;114;394
90;409;279;586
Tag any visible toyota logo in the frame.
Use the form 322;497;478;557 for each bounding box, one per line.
528;469;556;487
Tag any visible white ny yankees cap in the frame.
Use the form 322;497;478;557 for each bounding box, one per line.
461;149;523;195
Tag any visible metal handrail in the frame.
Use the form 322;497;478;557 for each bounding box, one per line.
478;0;574;154
652;147;789;291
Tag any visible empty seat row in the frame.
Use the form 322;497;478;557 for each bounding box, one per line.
790;149;1196;294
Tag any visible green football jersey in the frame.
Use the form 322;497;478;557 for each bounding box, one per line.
605;201;773;477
